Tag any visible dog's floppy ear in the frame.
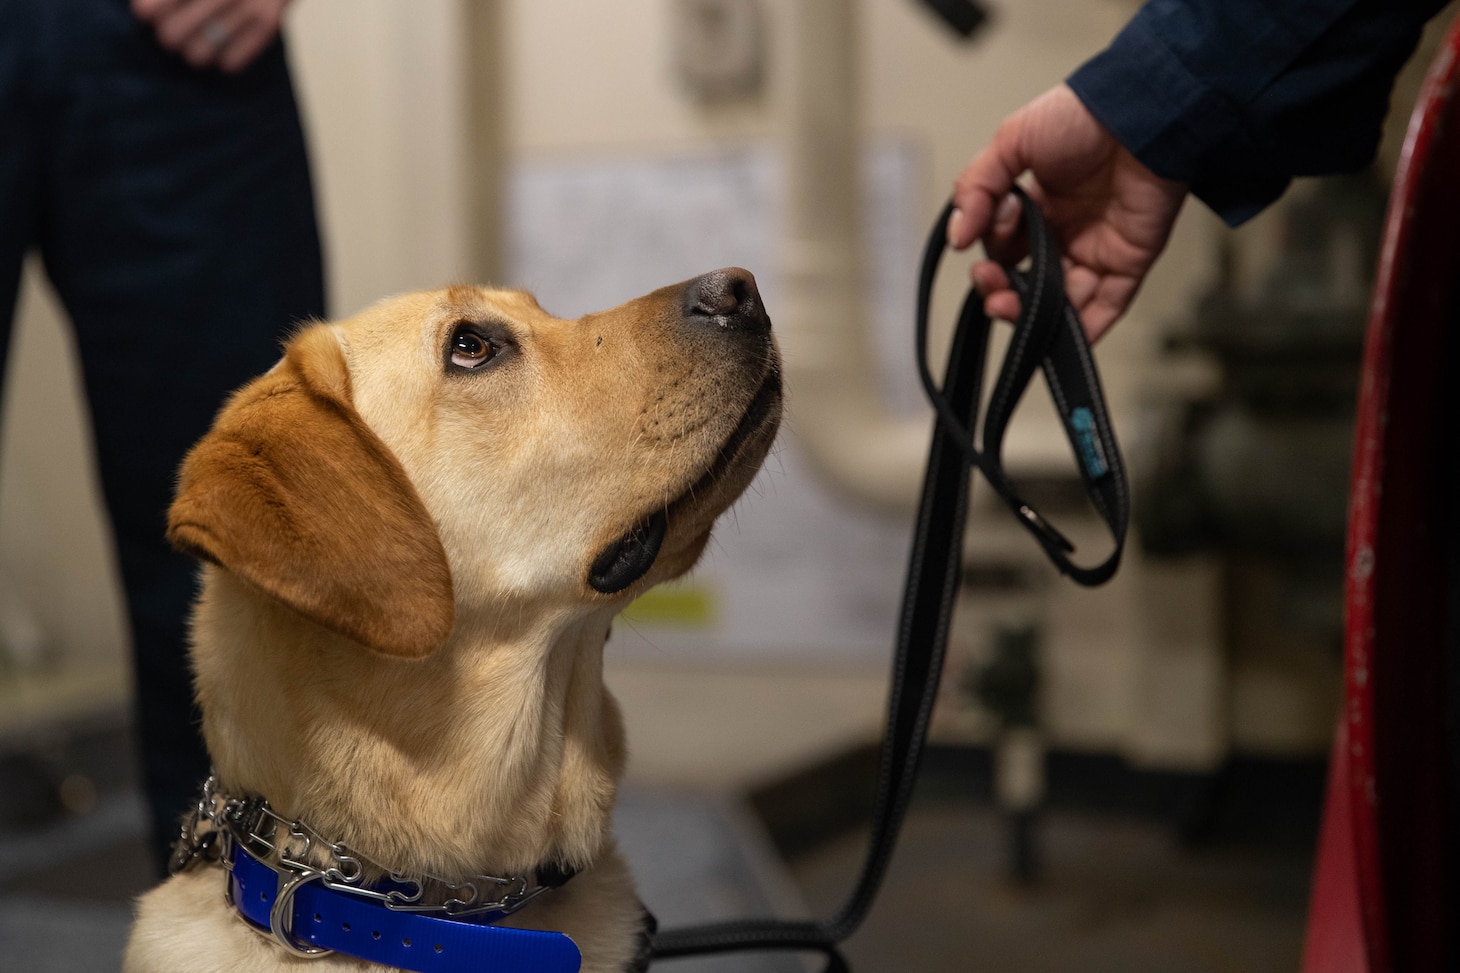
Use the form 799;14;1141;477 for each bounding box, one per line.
168;325;454;658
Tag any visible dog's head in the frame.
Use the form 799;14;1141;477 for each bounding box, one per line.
168;269;781;657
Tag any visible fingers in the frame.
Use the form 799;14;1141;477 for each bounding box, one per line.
970;260;1021;322
967;185;1031;309
132;0;183;21
970;260;1011;299
967;189;1033;324
1079;277;1140;344
974;257;1134;342
1063;262;1099;311
1051;266;1137;343
948;110;1030;251
982;191;1029;267
1082;310;1118;344
217;20;275;73
151;0;235;51
134;0;286;72
178;0;249;68
984;290;1023;323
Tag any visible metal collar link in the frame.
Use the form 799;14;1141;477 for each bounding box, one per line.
171;775;575;957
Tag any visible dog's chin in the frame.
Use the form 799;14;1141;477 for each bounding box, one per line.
587;369;781;596
665;369;781;527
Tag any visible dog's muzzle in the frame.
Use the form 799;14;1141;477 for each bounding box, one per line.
587;268;778;596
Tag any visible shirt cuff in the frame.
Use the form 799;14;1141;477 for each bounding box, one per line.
1067;17;1289;225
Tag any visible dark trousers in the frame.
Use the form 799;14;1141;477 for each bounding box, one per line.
0;0;326;873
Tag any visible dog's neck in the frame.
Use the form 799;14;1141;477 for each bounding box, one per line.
190;567;627;881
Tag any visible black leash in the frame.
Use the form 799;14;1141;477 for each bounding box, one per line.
649;188;1128;970
915;188;1127;586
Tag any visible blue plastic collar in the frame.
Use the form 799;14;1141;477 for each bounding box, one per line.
229;845;582;972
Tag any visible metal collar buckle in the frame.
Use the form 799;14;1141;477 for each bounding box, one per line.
267;863;334;957
210;809;332;957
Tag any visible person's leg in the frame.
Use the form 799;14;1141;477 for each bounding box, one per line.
0;0;40;412
36;0;325;874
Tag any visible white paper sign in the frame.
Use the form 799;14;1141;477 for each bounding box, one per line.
507;142;924;663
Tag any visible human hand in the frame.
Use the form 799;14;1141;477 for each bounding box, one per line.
948;84;1188;342
132;0;293;74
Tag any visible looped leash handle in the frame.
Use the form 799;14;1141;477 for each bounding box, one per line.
649;191;1129;971
916;187;1128;585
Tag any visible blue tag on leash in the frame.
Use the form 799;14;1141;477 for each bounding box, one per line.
1069;406;1110;480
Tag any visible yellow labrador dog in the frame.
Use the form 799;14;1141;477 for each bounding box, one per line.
123;270;781;973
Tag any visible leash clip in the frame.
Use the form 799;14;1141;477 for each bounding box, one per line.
1017;504;1076;554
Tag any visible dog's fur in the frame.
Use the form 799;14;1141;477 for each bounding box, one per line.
123;275;781;972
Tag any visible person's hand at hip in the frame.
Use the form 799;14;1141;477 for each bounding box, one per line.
132;0;293;74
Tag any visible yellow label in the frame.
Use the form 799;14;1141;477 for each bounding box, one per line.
622;583;717;627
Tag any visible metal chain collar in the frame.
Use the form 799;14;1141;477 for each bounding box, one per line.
171;775;561;921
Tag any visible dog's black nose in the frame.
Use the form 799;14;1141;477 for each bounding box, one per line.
685;268;769;334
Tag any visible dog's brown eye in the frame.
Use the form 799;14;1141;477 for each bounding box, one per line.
450;327;495;368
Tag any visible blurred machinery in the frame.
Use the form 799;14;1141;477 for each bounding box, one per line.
1136;173;1386;749
1139;173;1384;606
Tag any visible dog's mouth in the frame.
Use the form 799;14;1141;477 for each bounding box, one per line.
587;368;781;595
587;508;669;595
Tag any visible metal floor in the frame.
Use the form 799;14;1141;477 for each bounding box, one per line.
791;802;1311;973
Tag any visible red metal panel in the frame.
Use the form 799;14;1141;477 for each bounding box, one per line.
1306;19;1460;972
1304;720;1371;973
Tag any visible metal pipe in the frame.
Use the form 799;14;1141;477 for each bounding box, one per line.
462;0;506;283
778;0;927;512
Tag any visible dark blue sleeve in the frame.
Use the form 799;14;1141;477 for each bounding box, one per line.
1067;0;1449;225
